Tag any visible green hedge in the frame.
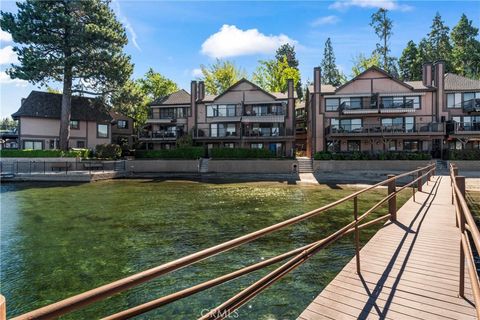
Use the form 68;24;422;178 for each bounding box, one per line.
449;149;480;160
95;144;122;160
210;148;276;159
0;149;89;158
313;151;432;161
135;147;203;159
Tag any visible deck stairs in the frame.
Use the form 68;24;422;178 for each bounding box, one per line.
297;157;314;173
199;158;210;173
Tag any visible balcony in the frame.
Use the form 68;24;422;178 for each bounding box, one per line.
243;127;293;138
243;105;286;116
453;121;480;134
192;126;293;139
338;96;417;115
326;122;444;137
462;99;480;113
139;131;182;140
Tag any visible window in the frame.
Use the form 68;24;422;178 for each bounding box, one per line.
70;120;79;129
210;123;237;137
76;141;85;148
447;93;462;108
403;140;420;152
349;98;362;109
325;98;340;111
49;139;58;149
381;96;420;109
387;140;396;151
347;140;361;152
97;123;109;138
117;120;128;129
207;104;236;117
251;143;263;149
339;118;362;132
23;140;43;150
405;96;421;109
224;143;235;148
327;140;340;152
381;117;414;132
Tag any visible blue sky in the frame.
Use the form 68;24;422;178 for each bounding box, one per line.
1;0;479;117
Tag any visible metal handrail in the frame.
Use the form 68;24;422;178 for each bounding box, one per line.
10;163;436;320
450;163;480;319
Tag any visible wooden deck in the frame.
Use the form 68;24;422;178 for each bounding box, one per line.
298;176;477;320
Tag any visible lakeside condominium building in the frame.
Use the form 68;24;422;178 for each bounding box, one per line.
305;61;480;158
140;78;296;156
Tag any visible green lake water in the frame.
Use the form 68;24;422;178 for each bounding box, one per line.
0;180;410;319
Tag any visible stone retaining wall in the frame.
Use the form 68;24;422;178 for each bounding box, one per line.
127;160;199;173
313;160;433;172
208;159;296;173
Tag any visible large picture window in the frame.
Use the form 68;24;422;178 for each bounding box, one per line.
207;104;236;117
447;93;462;108
403;140;420;152
97;123;109;138
325;98;340;111
23;140;43;150
210;123;237;137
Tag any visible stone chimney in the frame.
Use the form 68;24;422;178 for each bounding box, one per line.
197;81;205;101
434;60;445;121
422;62;433;87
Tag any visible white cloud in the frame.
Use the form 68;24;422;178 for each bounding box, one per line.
0;46;18;65
311;15;340;27
191;68;203;78
112;0;141;51
0;29;12;43
201;24;298;58
0;71;27;86
329;0;413;11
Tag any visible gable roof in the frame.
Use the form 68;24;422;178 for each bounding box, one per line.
444;73;480;91
307;84;338;94
150;89;191;106
336;66;414;92
209;78;281;102
12;91;112;122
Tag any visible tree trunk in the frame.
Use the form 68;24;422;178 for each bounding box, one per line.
59;68;72;150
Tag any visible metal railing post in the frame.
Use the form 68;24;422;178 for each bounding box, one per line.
388;174;397;222
354;196;360;274
417;168;423;192
456;176;466;298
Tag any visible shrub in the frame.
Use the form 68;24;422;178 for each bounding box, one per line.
0;149;89;158
313;151;432;161
210;148;276;159
449;149;480;160
95;144;122;159
135;147;203;159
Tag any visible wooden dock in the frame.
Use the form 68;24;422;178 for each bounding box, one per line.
299;176;477;320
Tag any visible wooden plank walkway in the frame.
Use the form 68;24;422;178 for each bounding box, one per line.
298;176;477;320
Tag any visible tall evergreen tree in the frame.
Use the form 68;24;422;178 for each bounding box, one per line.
1;0;133;150
370;8;397;76
399;40;422;81
321;38;344;86
451;14;480;78
275;44;303;99
426;12;453;70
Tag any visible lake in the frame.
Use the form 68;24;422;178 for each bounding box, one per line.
0;179;410;319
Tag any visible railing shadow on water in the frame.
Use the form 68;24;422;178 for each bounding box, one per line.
1;164;438;320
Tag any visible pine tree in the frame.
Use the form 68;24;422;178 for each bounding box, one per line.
370;8;397;75
1;0;133;150
321;38;343;86
427;12;453;70
451;14;480;78
275;44;303;98
399;40;422;81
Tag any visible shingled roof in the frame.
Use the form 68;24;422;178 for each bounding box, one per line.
150;89;191;106
444;73;480;91
12;91;112;122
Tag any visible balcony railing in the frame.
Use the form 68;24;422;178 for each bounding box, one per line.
243;105;286;116
326;122;444;135
139;131;182;139
454;122;480;133
193;127;293;138
462;99;480;113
